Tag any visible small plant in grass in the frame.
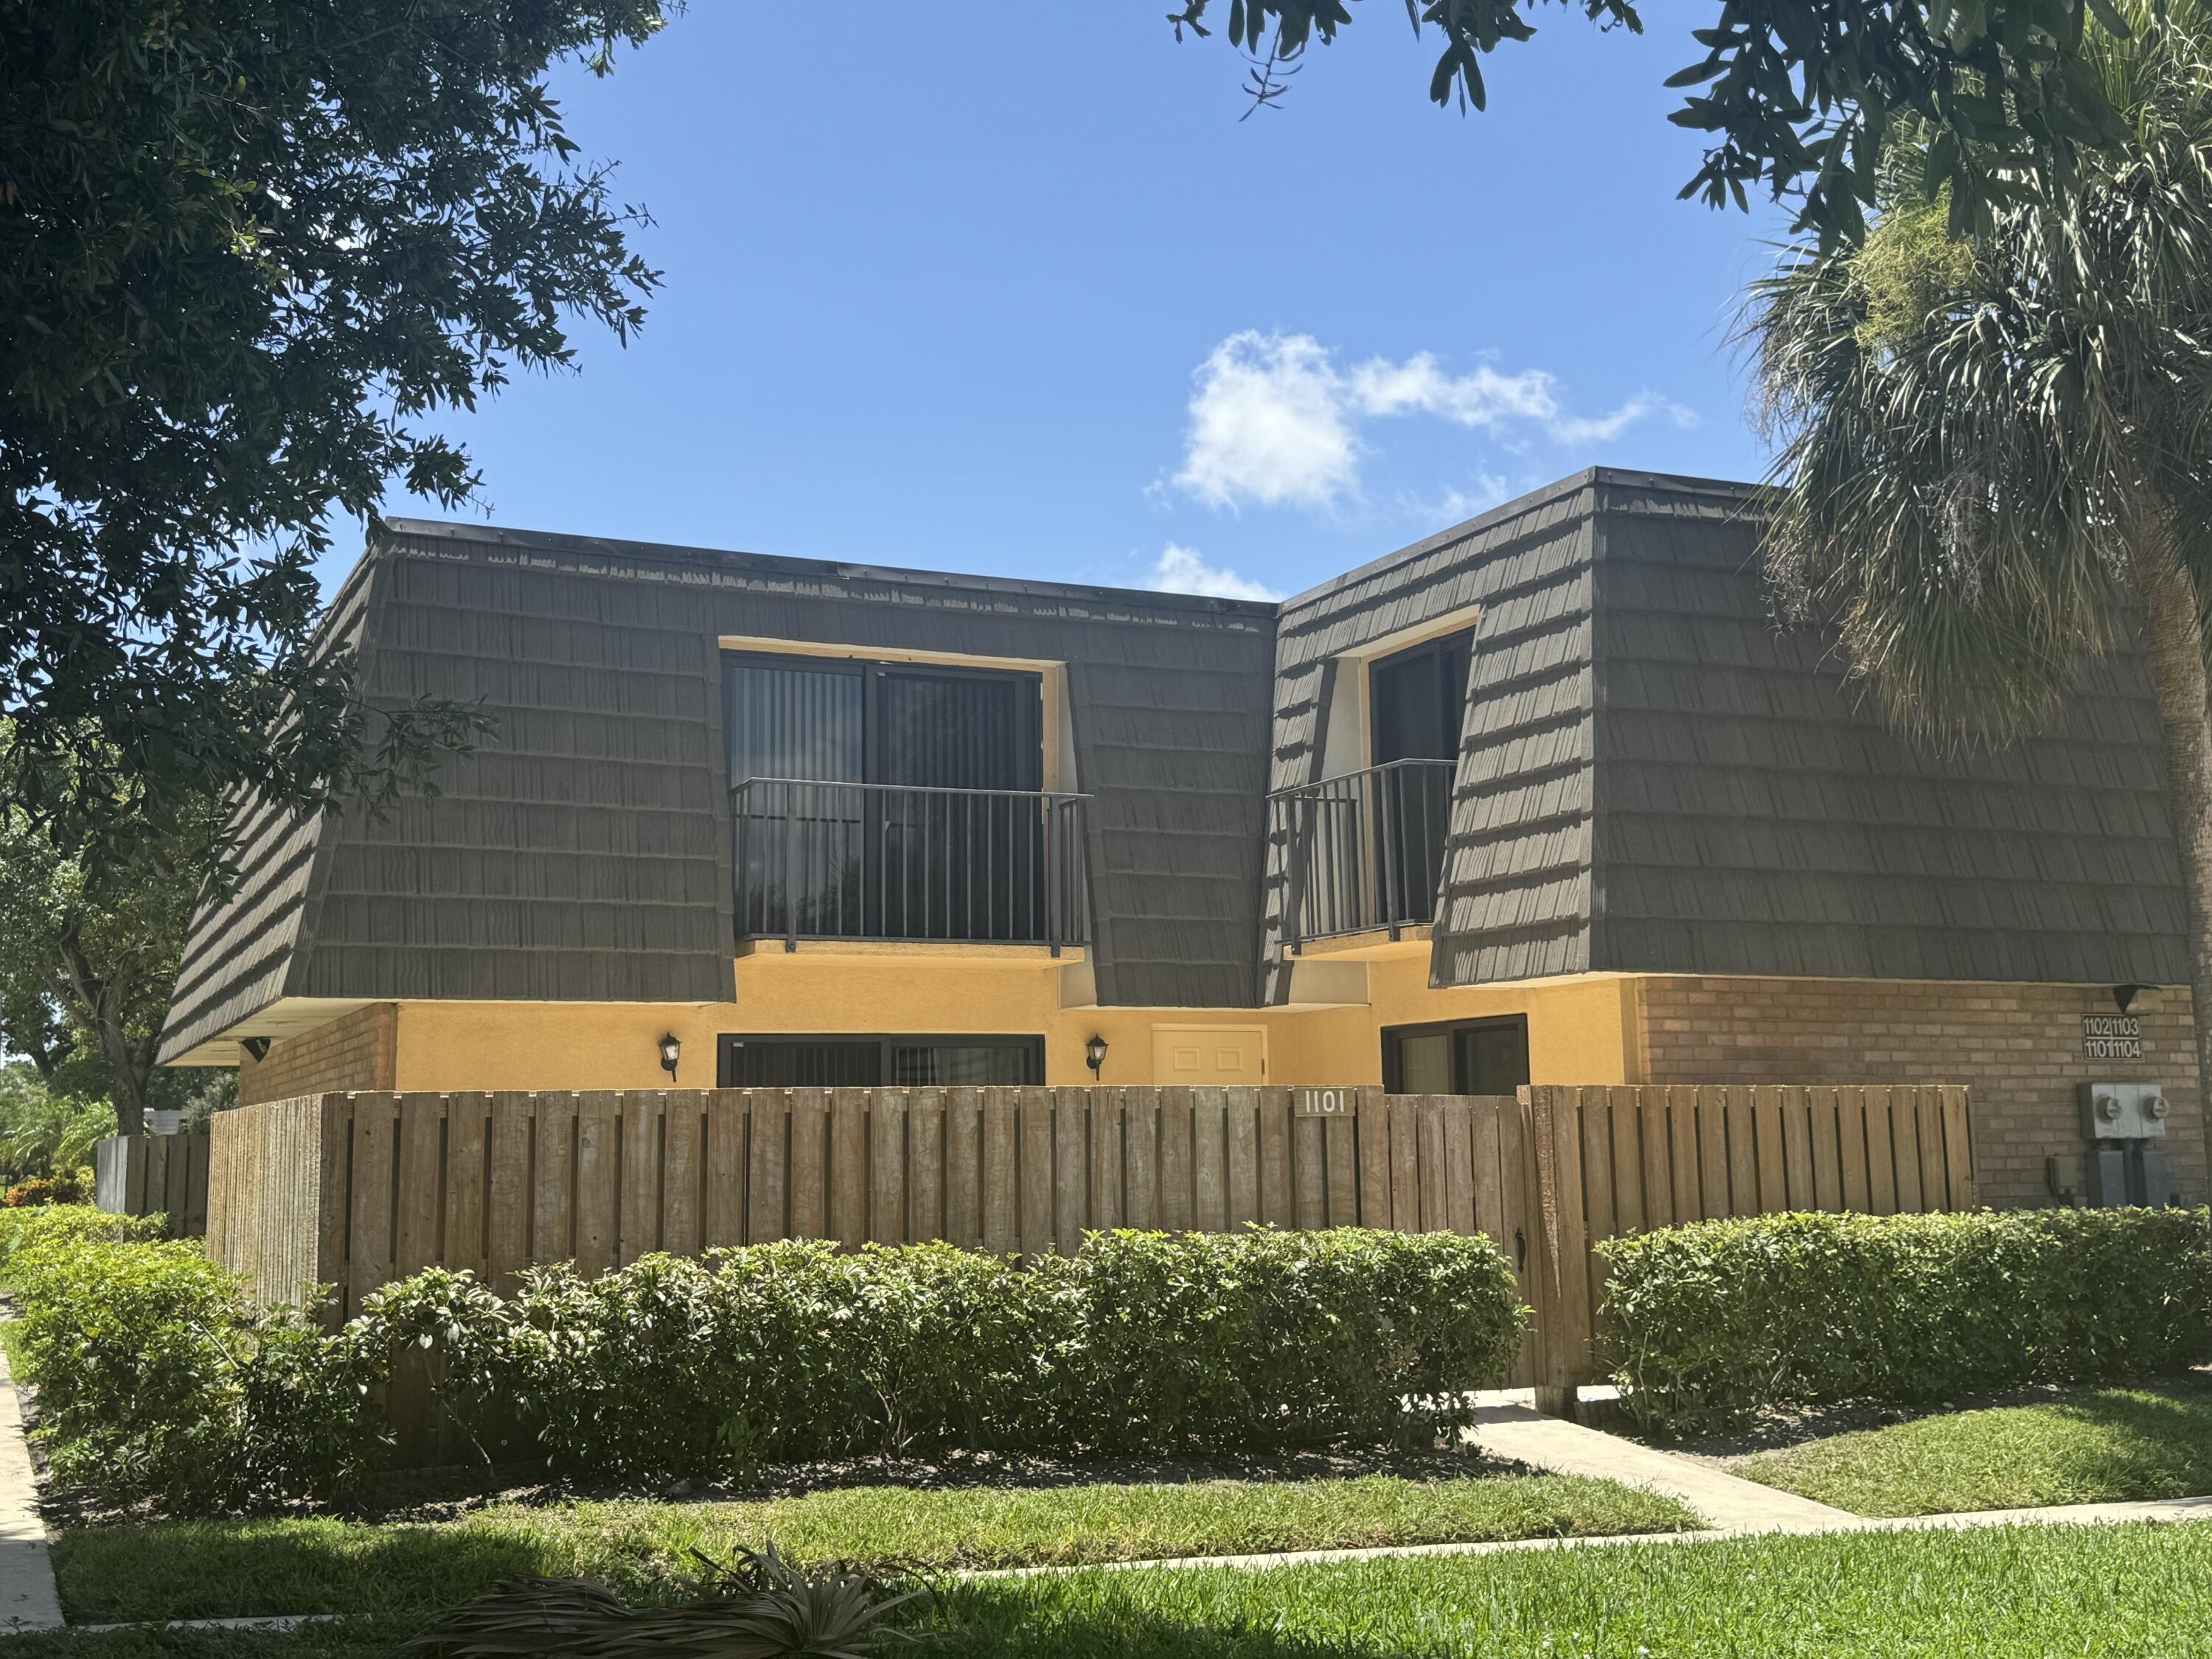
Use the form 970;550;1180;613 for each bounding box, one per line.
410;1543;917;1659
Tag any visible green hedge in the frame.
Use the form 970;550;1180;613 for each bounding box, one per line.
6;1225;1523;1512
1599;1208;2212;1435
7;1236;380;1509
0;1202;162;1271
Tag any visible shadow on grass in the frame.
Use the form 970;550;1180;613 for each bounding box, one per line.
2037;1381;2212;1499
52;1523;554;1624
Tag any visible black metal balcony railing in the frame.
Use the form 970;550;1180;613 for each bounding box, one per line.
1268;758;1457;950
731;779;1090;950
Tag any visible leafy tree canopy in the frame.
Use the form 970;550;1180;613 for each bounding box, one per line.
0;742;232;1135
1171;0;2137;242
1;0;667;865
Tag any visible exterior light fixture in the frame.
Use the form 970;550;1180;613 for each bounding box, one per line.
658;1033;682;1081
1085;1034;1108;1078
2112;983;2160;1014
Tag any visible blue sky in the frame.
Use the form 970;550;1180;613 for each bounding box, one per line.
375;4;1793;605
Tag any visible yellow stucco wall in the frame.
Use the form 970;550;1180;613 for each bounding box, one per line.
381;947;1637;1093
1276;950;1638;1087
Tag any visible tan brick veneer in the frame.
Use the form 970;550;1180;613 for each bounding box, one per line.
1631;977;2205;1210
237;1004;398;1105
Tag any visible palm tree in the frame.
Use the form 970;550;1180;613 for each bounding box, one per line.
1744;0;2212;1185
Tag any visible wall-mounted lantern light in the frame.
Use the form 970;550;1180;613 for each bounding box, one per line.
1085;1034;1108;1078
658;1033;682;1082
2112;983;2161;1015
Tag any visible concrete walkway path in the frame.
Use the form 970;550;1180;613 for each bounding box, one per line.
0;1344;64;1631
981;1493;2212;1581
1467;1402;1856;1531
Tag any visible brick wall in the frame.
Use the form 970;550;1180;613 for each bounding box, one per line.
1632;977;2205;1211
237;1004;399;1105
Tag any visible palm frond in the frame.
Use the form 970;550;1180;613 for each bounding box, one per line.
411;1544;919;1659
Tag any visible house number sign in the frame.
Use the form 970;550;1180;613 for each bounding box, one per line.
2082;1015;2143;1061
1295;1088;1356;1117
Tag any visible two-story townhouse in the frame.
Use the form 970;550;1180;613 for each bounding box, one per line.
157;468;2206;1209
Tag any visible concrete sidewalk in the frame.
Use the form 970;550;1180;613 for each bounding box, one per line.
1467;1402;1857;1531
0;1343;63;1631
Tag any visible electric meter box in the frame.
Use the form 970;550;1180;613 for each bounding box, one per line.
2079;1082;2171;1141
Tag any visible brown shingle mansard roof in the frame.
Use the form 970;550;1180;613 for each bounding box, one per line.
159;521;1280;1063
161;470;2191;1064
1347;470;2183;992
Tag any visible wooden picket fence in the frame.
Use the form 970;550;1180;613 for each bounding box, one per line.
1522;1083;1976;1389
93;1131;209;1237
208;1080;1975;1394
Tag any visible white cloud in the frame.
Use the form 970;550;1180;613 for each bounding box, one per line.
1547;392;1703;446
1343;355;1559;428
1144;543;1284;602
1175;333;1359;509
1172;331;1696;512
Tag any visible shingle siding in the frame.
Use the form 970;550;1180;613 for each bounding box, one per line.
1268;475;1601;996
163;470;2194;1066
160;521;1278;1061
1587;477;2187;987
159;567;378;1060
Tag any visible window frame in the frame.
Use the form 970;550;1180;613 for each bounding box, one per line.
716;1032;1047;1088
1379;1014;1530;1097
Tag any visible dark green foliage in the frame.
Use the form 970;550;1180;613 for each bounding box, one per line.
6;1235;383;1508
8;1228;1523;1510
2;0;663;860
1599;1208;2212;1434
1066;1227;1520;1453
394;1230;1523;1479
1168;0;2131;243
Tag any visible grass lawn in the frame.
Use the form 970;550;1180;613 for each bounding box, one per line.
1736;1380;2212;1516
50;1472;1691;1624
10;1525;2212;1658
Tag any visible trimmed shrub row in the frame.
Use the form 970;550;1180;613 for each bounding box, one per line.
3;1211;1523;1512
0;1203;161;1267
1599;1207;2212;1434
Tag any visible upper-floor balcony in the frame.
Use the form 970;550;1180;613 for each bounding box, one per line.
1269;758;1456;950
731;778;1089;950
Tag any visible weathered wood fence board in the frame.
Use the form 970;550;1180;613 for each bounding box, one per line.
94;1131;209;1237
207;1080;1973;1392
1522;1084;1977;1387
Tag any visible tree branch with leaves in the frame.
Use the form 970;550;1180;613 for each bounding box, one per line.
1169;0;2136;243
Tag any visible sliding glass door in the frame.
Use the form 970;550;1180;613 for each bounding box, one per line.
724;653;1051;942
1366;627;1472;925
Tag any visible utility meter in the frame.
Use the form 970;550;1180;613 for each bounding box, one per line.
2080;1081;2181;1207
2079;1082;2169;1140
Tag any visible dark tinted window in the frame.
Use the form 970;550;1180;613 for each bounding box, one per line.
724;654;1040;791
890;1043;1034;1086
1369;627;1475;763
1382;1016;1529;1096
719;1035;1043;1087
720;1039;881;1088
